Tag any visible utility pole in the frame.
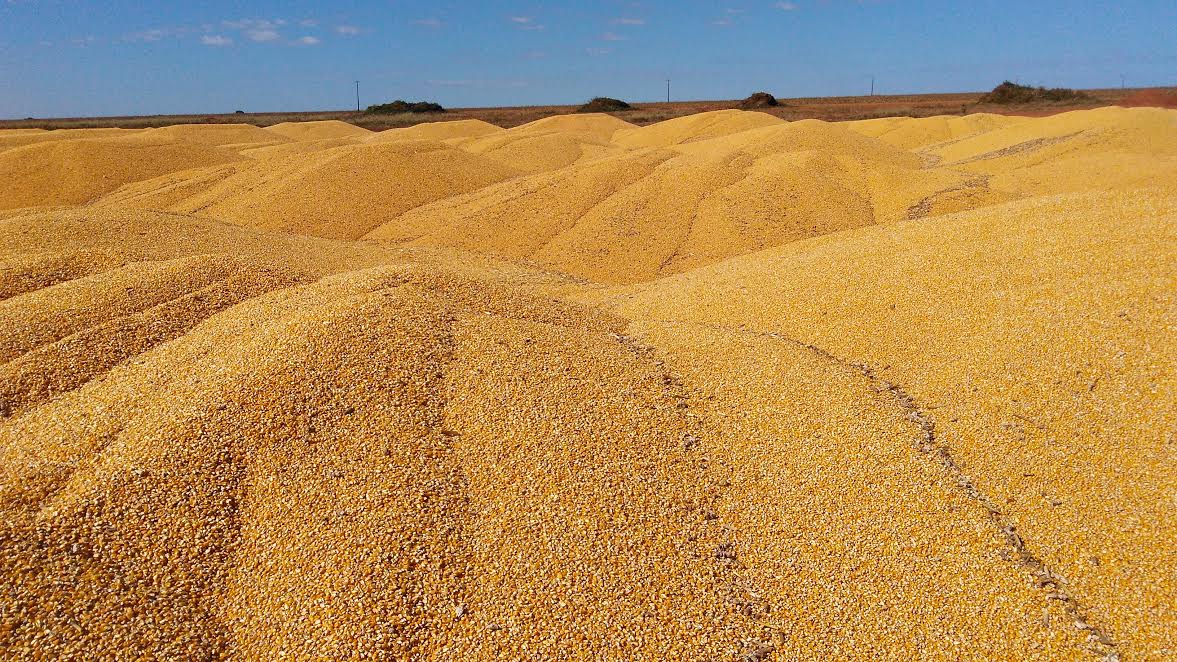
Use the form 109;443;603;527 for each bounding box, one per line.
1121;74;1126;90
666;79;671;103
870;75;875;97
355;81;360;112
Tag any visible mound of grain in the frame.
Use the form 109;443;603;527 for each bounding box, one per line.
366;119;504;143
0;206;780;660
679;118;922;167
239;138;366;160
2;107;1175;660
927;106;1177;167
94;162;258;212
845;113;1027;150
166;140;523;239
612;109;784;149
370;121;964;283
610;188;1177;660
458;127;626;175
145;123;292;147
0;127;146;153
510;112;636;142
0;135;245;210
263;120;373;141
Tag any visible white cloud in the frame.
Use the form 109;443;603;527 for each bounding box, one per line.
510;16;544;30
613;17;645;25
586;47;612;56
412;18;443;28
295;35;320;45
711;17;734;26
300;19;319;27
127;28;169;42
774;2;799;9
247;29;280;42
201;34;232;46
335;25;361;35
221;19;286;42
601;32;626;41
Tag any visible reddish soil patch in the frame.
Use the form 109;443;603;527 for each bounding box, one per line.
1120;89;1177;109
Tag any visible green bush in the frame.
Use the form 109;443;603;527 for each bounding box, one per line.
577;97;632;113
366;100;446;114
979;81;1090;104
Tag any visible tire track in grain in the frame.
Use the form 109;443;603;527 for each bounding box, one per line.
635;318;1120;661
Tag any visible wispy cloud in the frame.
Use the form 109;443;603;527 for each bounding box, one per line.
222;19;285;42
510;16;544;30
712;8;746;26
295;35;320;45
412;18;443;28
126;28;172;43
200;34;232;46
774;2;799;9
335;25;361;35
600;31;627;41
586;47;612;56
299;19;318;27
613;17;645;25
247;29;279;42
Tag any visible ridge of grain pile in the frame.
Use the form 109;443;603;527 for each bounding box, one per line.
0;135;246;210
366;119;505;144
144;123;292;147
263;119;373;141
612;109;784;148
158;140;523;239
0;127;146;153
845;112;1027;150
1;106;1174;660
454;114;634;174
370;118;964;283
606;187;1177;660
238;137;367;160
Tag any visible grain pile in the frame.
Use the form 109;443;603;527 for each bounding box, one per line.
1;110;1174;660
365;119;504;144
263;120;374;142
0;135;246;210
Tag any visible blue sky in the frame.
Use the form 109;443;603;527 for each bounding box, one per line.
1;1;1174;118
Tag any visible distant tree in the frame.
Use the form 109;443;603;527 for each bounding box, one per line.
577;97;632;113
740;92;780;108
366;100;446;114
979;81;1090;104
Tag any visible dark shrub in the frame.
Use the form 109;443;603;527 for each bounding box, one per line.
577;97;632;113
366;100;446;114
979;81;1090;104
740;92;780;108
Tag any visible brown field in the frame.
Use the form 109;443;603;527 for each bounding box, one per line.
0;101;1174;660
2;87;1162;131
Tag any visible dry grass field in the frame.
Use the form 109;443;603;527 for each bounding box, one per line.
2;87;1163;131
0;101;1174;660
